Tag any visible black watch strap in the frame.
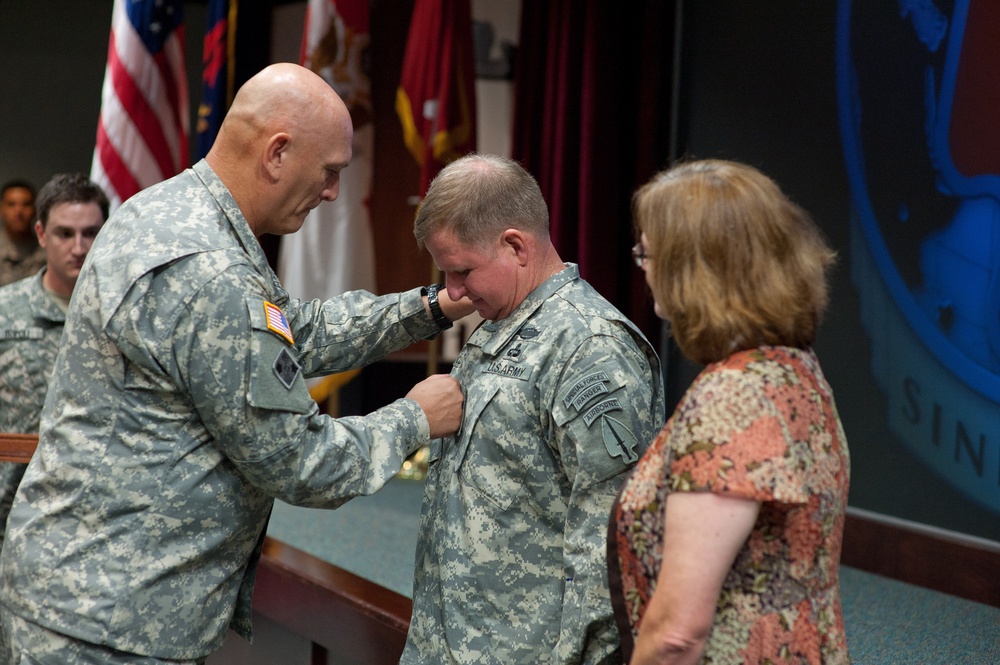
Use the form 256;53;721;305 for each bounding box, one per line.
425;283;453;330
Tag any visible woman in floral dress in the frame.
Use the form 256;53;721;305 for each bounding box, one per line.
608;159;851;664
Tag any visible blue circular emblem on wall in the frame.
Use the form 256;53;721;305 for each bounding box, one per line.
837;0;1000;512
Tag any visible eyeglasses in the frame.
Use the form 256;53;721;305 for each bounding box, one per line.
631;243;649;268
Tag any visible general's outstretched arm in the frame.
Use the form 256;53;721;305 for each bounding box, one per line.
176;271;433;507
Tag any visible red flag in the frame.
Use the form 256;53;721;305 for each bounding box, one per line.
90;0;190;212
396;0;477;195
277;0;377;301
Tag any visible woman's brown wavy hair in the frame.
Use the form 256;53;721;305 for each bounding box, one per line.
633;159;836;365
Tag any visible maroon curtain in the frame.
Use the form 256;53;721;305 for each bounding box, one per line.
511;0;678;342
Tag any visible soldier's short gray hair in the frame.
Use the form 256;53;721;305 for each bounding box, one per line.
413;154;549;250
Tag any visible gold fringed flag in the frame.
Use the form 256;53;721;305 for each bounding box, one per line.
395;0;477;195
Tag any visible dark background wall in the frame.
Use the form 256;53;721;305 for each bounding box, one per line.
1;1;129;186
0;1;211;187
1;1;997;542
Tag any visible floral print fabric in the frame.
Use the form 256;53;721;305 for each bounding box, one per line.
609;346;851;664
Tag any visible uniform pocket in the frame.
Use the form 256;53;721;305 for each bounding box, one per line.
457;385;527;511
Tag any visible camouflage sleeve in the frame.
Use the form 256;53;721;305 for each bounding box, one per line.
283;287;440;377
172;269;430;507
549;334;661;665
0;463;27;557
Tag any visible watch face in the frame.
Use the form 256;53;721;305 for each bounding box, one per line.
838;0;1000;513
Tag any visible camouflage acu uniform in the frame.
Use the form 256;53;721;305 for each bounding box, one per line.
0;233;45;288
400;265;665;665
0;161;442;661
1;612;202;665
0;270;65;555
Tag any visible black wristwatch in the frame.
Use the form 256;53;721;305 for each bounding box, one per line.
423;283;453;330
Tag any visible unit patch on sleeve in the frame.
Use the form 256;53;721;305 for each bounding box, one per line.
571;381;609;411
273;346;302;390
582;397;623;427
562;371;611;409
263;301;295;345
601;416;639;463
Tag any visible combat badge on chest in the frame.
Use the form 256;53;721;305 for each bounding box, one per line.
483;325;541;382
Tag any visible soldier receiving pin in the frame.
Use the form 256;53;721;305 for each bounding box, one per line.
402;154;665;665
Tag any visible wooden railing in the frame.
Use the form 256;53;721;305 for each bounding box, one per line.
255;538;411;664
841;507;1000;608
0;432;37;464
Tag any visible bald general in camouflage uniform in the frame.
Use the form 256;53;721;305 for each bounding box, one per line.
402;155;665;665
0;64;467;664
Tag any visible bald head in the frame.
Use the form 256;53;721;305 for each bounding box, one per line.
206;63;353;236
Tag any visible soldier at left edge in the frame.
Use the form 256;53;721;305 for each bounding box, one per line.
0;172;109;658
0;179;44;287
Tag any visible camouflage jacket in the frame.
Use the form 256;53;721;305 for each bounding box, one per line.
400;265;665;665
0;232;45;288
0;270;65;556
0;161;440;660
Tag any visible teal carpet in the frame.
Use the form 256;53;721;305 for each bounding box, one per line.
267;477;1000;664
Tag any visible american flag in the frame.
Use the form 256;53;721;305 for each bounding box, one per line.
264;302;295;345
91;0;190;213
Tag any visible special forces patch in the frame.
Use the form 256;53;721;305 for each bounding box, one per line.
273;346;301;389
601;416;639;463
563;372;611;408
582;397;622;426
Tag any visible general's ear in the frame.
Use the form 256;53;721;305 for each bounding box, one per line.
35;220;46;247
262;132;291;181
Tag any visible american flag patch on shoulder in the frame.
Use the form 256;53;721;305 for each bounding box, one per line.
264;301;295;345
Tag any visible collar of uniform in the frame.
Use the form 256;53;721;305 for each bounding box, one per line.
192;160;287;305
475;263;578;357
27;268;67;324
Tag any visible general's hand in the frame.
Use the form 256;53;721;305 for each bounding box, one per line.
405;374;465;438
437;287;476;322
